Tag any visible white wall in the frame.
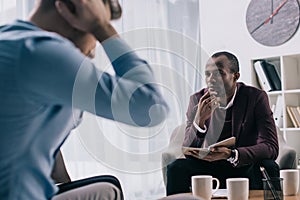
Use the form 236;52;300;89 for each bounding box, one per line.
199;0;300;84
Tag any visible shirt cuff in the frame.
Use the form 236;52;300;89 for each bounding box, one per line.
193;121;207;133
227;149;239;167
193;105;207;133
233;149;239;163
102;37;133;62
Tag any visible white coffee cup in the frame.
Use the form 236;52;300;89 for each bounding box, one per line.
192;175;220;200
280;169;299;195
226;178;249;200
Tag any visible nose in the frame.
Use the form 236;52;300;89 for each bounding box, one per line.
207;73;216;83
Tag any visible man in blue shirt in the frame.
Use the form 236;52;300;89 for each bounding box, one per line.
0;0;169;199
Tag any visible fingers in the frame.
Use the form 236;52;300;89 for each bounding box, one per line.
199;91;219;108
184;150;199;158
208;88;218;96
205;147;230;161
201;89;218;100
201;90;210;99
55;0;112;34
55;1;77;26
202;95;218;105
199;91;210;106
196;91;220;124
201;96;219;112
210;147;227;152
202;153;213;162
190;151;202;159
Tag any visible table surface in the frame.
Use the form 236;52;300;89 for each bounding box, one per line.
164;191;300;200
210;190;300;200
246;190;300;200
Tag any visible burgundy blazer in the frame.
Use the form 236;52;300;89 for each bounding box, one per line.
183;82;279;167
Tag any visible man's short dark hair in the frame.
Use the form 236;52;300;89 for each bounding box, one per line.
211;51;239;73
41;0;108;11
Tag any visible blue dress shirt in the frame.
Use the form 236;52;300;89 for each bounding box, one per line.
0;20;168;199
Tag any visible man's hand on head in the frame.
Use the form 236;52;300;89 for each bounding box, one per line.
55;0;117;41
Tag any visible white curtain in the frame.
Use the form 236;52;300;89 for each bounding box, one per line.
0;0;204;199
63;0;204;199
0;0;34;25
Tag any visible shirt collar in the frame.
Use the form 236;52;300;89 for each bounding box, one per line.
219;86;237;110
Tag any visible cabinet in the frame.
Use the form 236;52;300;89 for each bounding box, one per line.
251;54;300;160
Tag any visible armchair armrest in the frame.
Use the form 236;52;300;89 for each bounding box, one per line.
161;124;186;186
275;127;298;169
51;150;71;184
276;145;297;169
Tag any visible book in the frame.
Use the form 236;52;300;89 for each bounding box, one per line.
254;61;272;92
213;189;227;198
290;107;300;127
271;104;276;113
296;106;300;126
286;106;299;128
260;60;281;91
273;95;283;127
182;137;236;159
297;107;300;118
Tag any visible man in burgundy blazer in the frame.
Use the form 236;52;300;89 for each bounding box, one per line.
166;51;279;195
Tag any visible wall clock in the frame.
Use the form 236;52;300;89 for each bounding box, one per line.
246;0;300;46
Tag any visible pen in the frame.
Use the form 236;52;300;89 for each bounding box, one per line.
260;166;281;200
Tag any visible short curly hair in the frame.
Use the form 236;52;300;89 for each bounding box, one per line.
211;51;239;73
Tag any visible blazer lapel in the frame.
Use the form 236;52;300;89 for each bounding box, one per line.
232;85;248;141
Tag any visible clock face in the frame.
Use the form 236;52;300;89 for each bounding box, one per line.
246;0;300;46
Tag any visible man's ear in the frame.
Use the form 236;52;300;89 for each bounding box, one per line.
58;0;76;13
234;72;240;81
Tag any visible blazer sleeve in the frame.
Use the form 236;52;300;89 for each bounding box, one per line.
236;91;279;167
183;93;205;147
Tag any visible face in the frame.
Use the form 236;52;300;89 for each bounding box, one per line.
205;55;238;98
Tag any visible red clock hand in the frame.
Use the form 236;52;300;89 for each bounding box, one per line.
250;0;288;34
271;0;274;24
264;0;288;24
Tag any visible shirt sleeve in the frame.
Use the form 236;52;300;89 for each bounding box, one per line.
17;35;169;127
193;105;207;133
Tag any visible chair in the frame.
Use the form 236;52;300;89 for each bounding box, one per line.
51;150;71;184
51;150;124;197
161;124;186;186
161;124;298;187
276;127;298;169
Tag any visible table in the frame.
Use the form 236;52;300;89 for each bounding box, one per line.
163;191;300;200
245;190;300;200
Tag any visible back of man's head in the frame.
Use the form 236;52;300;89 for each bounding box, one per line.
39;0;121;20
39;0;83;12
39;0;56;11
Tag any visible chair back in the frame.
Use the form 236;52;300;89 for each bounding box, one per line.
275;127;297;169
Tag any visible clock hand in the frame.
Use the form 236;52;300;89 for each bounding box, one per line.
265;0;288;24
271;0;274;24
250;21;267;34
250;0;288;34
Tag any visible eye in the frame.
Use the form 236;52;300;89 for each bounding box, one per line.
218;70;225;75
205;71;222;78
213;71;222;77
